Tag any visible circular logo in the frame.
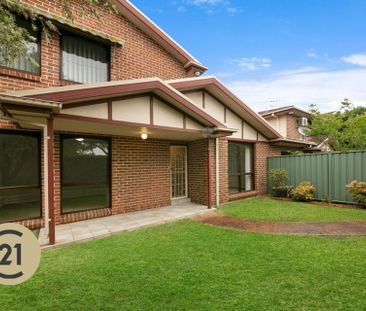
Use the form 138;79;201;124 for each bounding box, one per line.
0;223;41;286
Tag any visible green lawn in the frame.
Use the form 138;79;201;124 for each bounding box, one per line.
1;221;365;310
219;197;366;222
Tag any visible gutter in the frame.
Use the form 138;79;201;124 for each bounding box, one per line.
270;138;317;146
0;94;62;112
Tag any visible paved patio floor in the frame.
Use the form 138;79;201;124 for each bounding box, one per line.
40;202;209;248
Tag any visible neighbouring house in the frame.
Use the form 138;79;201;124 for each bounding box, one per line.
0;0;311;244
259;105;332;153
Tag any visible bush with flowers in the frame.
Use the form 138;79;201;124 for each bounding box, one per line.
346;180;366;208
290;181;315;202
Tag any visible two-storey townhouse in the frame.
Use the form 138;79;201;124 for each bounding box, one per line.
259;106;332;153
0;0;310;245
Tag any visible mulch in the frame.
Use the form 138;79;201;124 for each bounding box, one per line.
263;195;361;210
192;212;366;236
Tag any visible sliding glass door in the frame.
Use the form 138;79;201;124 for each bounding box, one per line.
228;142;254;193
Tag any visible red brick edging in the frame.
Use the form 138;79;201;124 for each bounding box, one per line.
192;212;366;236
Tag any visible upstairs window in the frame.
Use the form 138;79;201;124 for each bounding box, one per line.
61;33;110;83
0;18;40;74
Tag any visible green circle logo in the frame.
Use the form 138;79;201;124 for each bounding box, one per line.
0;223;41;285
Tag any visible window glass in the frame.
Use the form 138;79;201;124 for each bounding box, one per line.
61;34;109;83
228;142;254;193
229;175;239;194
61;136;110;213
0;18;40;74
0;132;41;222
228;143;238;174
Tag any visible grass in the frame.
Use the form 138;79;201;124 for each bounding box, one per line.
0;220;365;310
219;197;366;222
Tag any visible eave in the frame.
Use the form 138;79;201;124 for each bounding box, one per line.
5;78;227;130
112;0;207;73
168;76;283;140
270;138;317;148
0;94;62;112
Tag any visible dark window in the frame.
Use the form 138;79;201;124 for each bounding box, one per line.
0;131;41;222
61;136;111;214
0;18;40;74
228;142;254;193
61;33;109;83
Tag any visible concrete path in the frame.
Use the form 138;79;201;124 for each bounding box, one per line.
193;212;366;236
40;203;209;249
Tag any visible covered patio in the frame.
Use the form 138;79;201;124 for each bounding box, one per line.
40;201;209;248
0;79;234;246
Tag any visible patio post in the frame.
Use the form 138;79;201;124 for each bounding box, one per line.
207;138;212;209
47;118;56;245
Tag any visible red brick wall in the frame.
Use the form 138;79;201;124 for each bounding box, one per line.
254;142;282;194
51;135;173;224
187;138;221;207
218;138;229;204
111;137;171;214
188;139;209;206
0;0;187;92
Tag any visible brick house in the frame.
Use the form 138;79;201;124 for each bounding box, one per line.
0;0;310;244
259;106;332;153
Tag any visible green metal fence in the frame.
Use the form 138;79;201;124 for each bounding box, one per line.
267;150;366;204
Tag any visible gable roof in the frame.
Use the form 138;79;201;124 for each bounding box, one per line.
259;105;311;117
114;0;207;73
6;78;230;130
168;76;282;140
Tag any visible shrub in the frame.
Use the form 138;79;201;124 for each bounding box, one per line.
346;181;366;208
291;181;315;201
270;168;292;197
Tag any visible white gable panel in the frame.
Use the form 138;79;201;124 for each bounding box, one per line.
225;109;241;139
186;117;204;130
258;132;268;141
184;91;203;108
153;97;184;128
62;103;108;119
112;96;150;124
204;92;225;123
244;122;258;140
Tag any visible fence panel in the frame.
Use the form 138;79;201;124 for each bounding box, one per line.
267;150;366;204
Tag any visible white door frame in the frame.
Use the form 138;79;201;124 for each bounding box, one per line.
170;145;188;199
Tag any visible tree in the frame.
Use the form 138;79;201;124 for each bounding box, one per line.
0;0;117;66
308;99;366;151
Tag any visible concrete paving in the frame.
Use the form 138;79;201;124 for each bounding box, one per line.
40;202;209;249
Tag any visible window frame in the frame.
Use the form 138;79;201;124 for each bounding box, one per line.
60;134;112;215
0;17;41;76
59;31;111;84
228;142;255;194
0;130;42;222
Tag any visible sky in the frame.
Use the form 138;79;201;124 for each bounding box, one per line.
131;0;366;113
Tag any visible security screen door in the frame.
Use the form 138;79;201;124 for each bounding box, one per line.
170;146;187;198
